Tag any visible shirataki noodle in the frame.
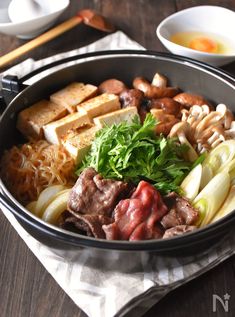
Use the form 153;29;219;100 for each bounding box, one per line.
0;140;76;205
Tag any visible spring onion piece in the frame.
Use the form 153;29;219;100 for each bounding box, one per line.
212;185;235;223
193;171;230;227
35;185;66;217
42;189;71;224
200;140;235;189
180;163;202;201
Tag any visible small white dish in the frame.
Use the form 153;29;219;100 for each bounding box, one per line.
8;0;48;23
156;6;235;66
0;0;69;39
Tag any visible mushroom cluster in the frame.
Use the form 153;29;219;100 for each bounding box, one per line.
172;104;235;155
97;73;235;157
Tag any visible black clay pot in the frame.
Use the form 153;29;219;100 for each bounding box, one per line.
0;50;234;256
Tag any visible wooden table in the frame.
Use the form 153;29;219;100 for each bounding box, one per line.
0;1;235;316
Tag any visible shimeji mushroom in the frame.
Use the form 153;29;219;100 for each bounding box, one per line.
225;121;235;139
179;103;234;154
198;125;225;152
168;121;198;162
181;105;210;126
216;103;234;129
194;111;224;139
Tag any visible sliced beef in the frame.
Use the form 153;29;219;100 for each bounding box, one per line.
66;167;133;238
163;225;197;239
59;210;112;239
67;212;113;238
59;211;92;236
68;167;133;217
161;192;199;229
102;181;167;241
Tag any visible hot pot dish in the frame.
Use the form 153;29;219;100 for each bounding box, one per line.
0;51;234;253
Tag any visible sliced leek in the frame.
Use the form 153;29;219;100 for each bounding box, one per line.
217;140;235;173
220;158;235;179
200;165;213;190
42;189;71;224
193;171;230;227
200;140;235;189
178;134;198;162
212;185;235;223
181;164;202;201
35;185;66;217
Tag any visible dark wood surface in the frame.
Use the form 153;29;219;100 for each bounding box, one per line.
0;1;235;316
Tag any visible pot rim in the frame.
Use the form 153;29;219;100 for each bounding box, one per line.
0;49;235;251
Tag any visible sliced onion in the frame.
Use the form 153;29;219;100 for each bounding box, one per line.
26;201;37;214
35;185;66;217
42;189;71;224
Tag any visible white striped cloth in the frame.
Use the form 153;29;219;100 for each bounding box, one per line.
1;31;235;317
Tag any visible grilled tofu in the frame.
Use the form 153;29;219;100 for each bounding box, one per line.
17;99;67;140
93;106;138;127
62;125;101;163
43;108;91;145
78;93;121;119
50;82;98;113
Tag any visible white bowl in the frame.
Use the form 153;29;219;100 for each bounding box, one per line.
156;5;235;66
0;0;69;39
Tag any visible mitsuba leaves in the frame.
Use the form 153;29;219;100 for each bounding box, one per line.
77;114;192;194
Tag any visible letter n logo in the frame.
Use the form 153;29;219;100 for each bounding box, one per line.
212;294;230;312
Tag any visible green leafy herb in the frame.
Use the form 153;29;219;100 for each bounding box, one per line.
77;114;193;194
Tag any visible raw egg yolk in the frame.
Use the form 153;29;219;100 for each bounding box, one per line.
189;37;217;53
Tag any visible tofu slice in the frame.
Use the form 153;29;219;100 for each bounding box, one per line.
17;99;67;140
78;93;121;119
43;109;91;145
50;82;98;113
93;106;138;127
62;125;101;163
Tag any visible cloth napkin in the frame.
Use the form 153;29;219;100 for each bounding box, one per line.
1;31;235;317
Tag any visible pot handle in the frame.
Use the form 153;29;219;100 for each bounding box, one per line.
0;50;88;112
0;75;28;113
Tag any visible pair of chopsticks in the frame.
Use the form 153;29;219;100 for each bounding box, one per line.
0;9;115;69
